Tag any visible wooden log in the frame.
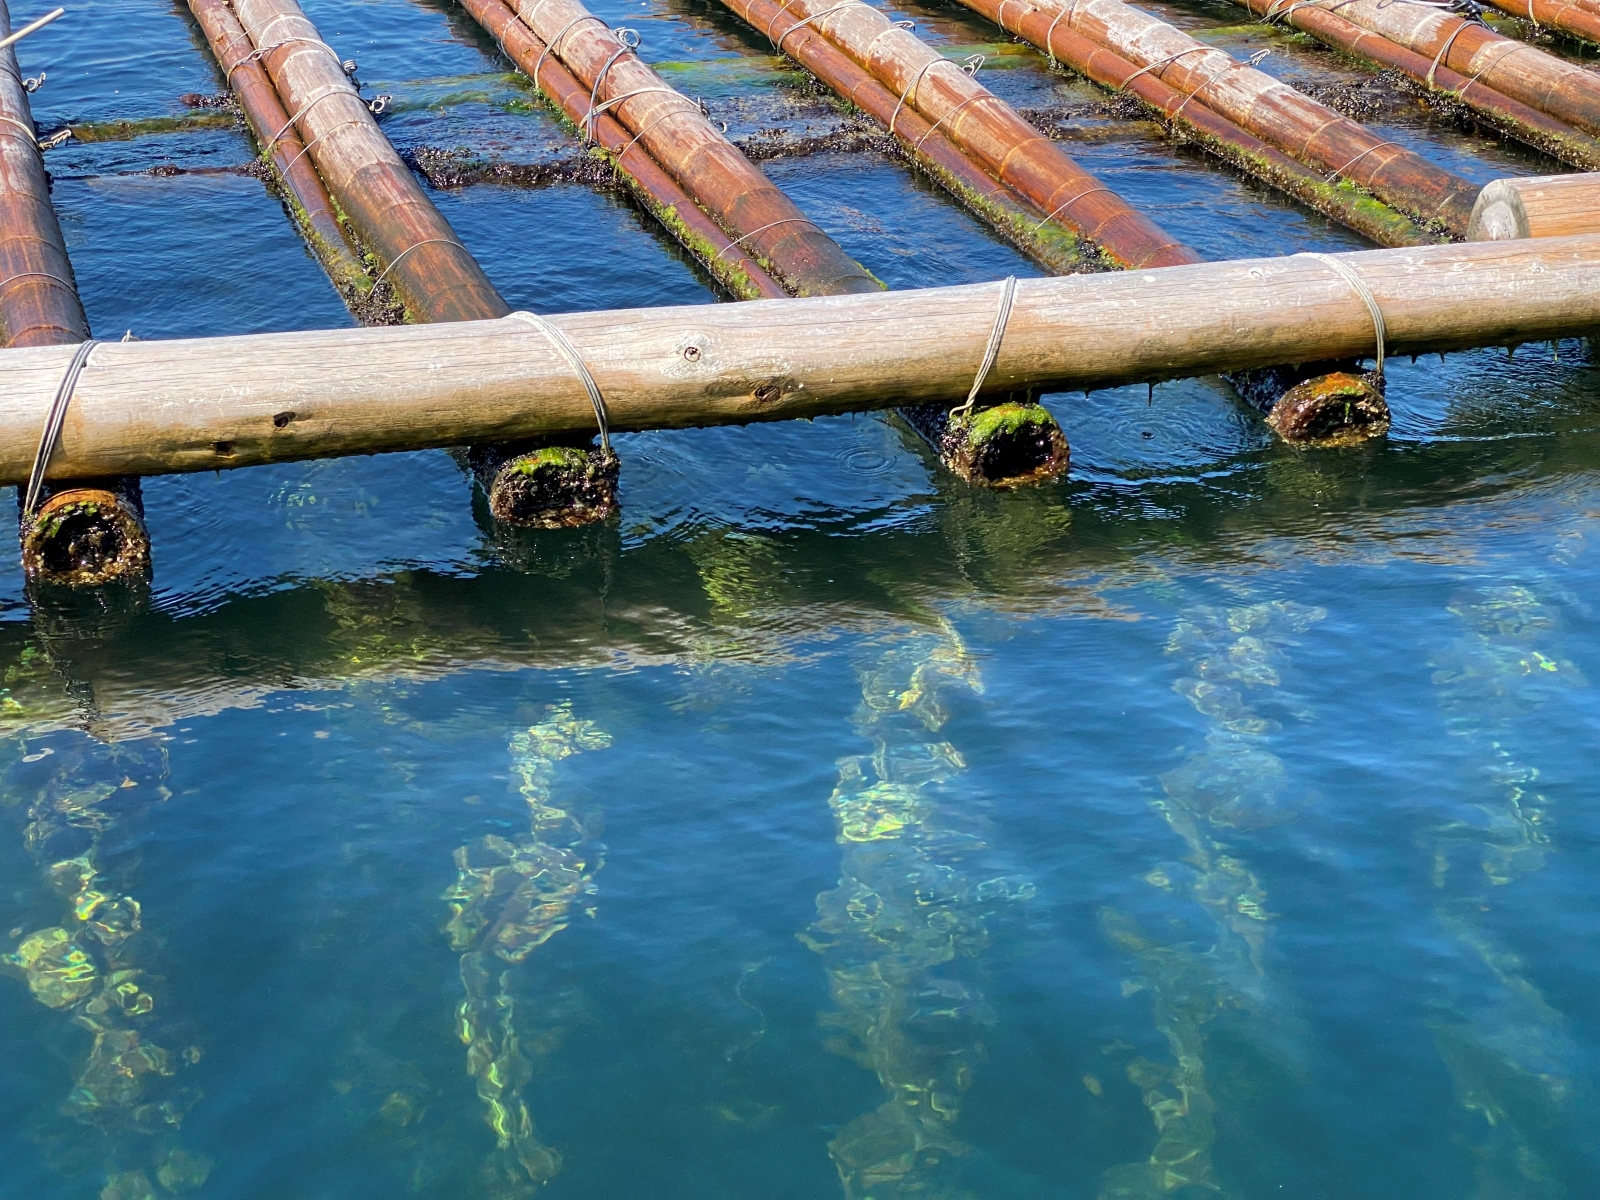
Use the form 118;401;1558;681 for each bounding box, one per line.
0;0;149;587
1233;0;1600;170
230;0;618;526
1011;0;1479;234
504;0;879;297
5;235;1600;484
1483;0;1600;45
455;0;787;300
1274;0;1600;138
949;0;1436;247
753;0;1199;268
185;0;370;307
1469;171;1600;238
717;0;1093;272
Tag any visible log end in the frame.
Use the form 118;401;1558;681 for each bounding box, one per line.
1467;179;1528;241
902;401;1070;488
476;443;621;528
20;484;152;588
1265;371;1390;444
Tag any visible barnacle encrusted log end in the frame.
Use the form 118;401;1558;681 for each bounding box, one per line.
1228;363;1390;444
470;442;621;528
19;480;151;587
900;400;1070;488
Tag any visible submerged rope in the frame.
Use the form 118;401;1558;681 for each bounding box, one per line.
507;311;613;454
1303;252;1386;378
951;276;1018;418
24;339;97;515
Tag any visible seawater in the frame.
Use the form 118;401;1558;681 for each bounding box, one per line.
2;0;1599;1197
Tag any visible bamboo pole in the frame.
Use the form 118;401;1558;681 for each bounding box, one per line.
1233;0;1600;169
0;0;149;587
228;0;620;526
721;0;1093;273
454;0;787;300
1483;0;1600;45
184;0;371;307
4;235;1600;483
503;0;881;296
1261;0;1600;139
1469;171;1600;238
946;0;1436;247
1001;0;1479;234
746;0;1199;268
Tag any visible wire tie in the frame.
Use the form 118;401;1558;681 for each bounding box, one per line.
24;339;97;516
950;276;1017;418
373;238;471;287
506;312;612;454
1303;252;1385;378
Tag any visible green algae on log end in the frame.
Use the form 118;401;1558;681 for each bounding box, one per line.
1227;365;1390;444
20;482;152;587
899;401;1070;487
468;442;621;528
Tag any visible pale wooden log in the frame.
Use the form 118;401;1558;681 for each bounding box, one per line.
1286;0;1600;137
1018;0;1478;233
3;236;1600;485
1469;172;1600;239
763;0;1198;268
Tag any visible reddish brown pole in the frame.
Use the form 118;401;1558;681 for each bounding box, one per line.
1276;0;1600;137
503;0;881;296
185;0;371;307
1483;0;1600;44
1234;0;1600;169
1005;0;1478;234
718;0;1094;270
0;2;148;586
948;0;1436;247
455;0;786;299
748;0;1200;268
225;0;618;527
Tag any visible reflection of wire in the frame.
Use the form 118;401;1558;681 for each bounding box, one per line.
724;958;773;1063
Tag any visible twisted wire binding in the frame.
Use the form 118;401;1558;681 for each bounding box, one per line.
24;340;98;516
507;312;612;454
951;276;1018;418
1303;252;1386;378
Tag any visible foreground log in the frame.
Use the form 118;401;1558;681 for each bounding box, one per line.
751;0;1197;268
4;236;1600;483
1010;0;1479;234
0;1;148;587
1236;0;1600;169
229;0;617;525
951;0;1436;247
1468;171;1600;239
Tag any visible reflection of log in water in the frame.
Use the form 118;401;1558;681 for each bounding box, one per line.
1100;599;1325;1199
802;620;1032;1199
441;704;610;1197
1425;585;1580;1197
0;734;211;1199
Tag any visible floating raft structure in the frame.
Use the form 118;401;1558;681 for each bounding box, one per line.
4;0;1600;586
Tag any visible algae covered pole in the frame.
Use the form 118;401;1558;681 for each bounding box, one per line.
221;0;617;526
0;0;149;587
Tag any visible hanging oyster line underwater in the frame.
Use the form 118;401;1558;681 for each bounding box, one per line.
441;703;612;1197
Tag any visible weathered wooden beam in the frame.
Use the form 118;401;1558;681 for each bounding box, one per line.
0;0;149;587
1483;0;1600;46
1003;0;1479;235
5;235;1599;485
751;0;1199;269
1469;171;1600;238
947;0;1436;247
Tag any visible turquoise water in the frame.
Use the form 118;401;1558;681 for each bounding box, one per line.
3;1;1600;1198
